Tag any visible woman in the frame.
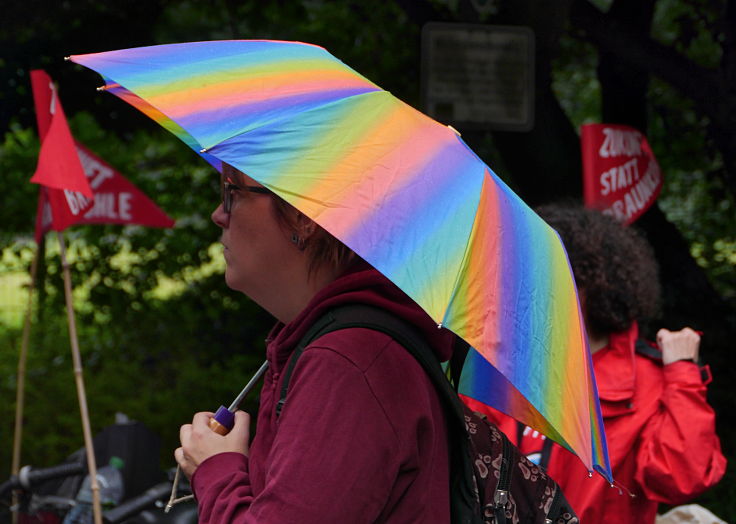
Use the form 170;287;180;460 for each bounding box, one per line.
485;204;726;524
175;164;453;523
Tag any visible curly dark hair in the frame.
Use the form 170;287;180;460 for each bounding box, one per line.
536;204;661;336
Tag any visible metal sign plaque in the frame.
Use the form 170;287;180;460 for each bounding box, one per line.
421;23;535;132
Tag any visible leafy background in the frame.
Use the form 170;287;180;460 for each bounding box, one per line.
1;0;734;519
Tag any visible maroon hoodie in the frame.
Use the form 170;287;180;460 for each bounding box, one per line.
192;264;454;523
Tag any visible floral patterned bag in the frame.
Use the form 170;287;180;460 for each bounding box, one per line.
280;304;579;524
462;407;578;524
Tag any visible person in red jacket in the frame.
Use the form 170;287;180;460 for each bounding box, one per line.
173;163;453;523
485;204;726;524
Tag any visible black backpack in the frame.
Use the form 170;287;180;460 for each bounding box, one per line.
276;304;579;524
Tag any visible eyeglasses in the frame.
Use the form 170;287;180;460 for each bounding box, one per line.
221;178;270;213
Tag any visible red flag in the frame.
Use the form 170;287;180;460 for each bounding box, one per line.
33;187;95;243
30;70;53;138
30;70;175;242
74;142;175;228
34;143;175;240
581;123;663;225
30;70;94;240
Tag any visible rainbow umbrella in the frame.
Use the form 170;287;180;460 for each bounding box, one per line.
69;40;611;480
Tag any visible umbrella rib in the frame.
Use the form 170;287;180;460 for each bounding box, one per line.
199;88;385;153
264;186;347;209
439;170;487;330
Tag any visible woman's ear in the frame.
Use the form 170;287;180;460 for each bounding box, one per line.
288;212;317;251
295;212;317;240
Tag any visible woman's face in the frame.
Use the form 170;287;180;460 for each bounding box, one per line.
211;166;296;301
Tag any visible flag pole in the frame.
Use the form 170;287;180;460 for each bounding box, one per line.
10;244;40;524
57;231;103;524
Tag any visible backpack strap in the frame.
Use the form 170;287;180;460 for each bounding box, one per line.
275;310;339;418
635;338;710;383
278;304;465;423
634;339;663;362
449;336;471;390
277;303;481;524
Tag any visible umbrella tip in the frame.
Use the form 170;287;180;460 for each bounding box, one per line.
200;147;210;153
437;323;443;329
447;125;462;137
64;56;71;61
97;85;108;92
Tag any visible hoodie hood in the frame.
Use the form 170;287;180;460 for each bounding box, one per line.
266;260;456;371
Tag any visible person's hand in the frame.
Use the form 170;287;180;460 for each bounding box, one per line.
175;410;251;478
657;327;700;365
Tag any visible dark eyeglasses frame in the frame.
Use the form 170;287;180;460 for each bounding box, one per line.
221;180;270;213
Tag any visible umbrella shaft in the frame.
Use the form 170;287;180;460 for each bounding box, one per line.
228;361;269;411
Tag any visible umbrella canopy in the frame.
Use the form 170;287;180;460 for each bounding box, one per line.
69;40;611;480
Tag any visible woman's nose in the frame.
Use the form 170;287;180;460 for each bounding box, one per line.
211;203;229;228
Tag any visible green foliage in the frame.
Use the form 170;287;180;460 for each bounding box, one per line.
644;0;736;306
659;165;736;302
552;35;601;127
0;277;271;473
0;124;40;239
652;0;725;68
1;1;734;520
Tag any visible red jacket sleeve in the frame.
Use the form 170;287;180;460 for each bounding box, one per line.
191;348;400;523
634;361;727;503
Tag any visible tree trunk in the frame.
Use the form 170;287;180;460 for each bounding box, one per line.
489;0;583;203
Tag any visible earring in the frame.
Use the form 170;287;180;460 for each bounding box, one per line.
291;232;306;251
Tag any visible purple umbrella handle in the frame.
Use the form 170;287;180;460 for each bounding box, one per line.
209;406;235;435
207;361;269;435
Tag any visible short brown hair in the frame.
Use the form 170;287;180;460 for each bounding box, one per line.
270;197;355;276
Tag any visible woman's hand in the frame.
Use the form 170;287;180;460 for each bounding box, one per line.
175;410;251;478
657;327;700;365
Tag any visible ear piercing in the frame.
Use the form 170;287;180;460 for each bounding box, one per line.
291;233;306;250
